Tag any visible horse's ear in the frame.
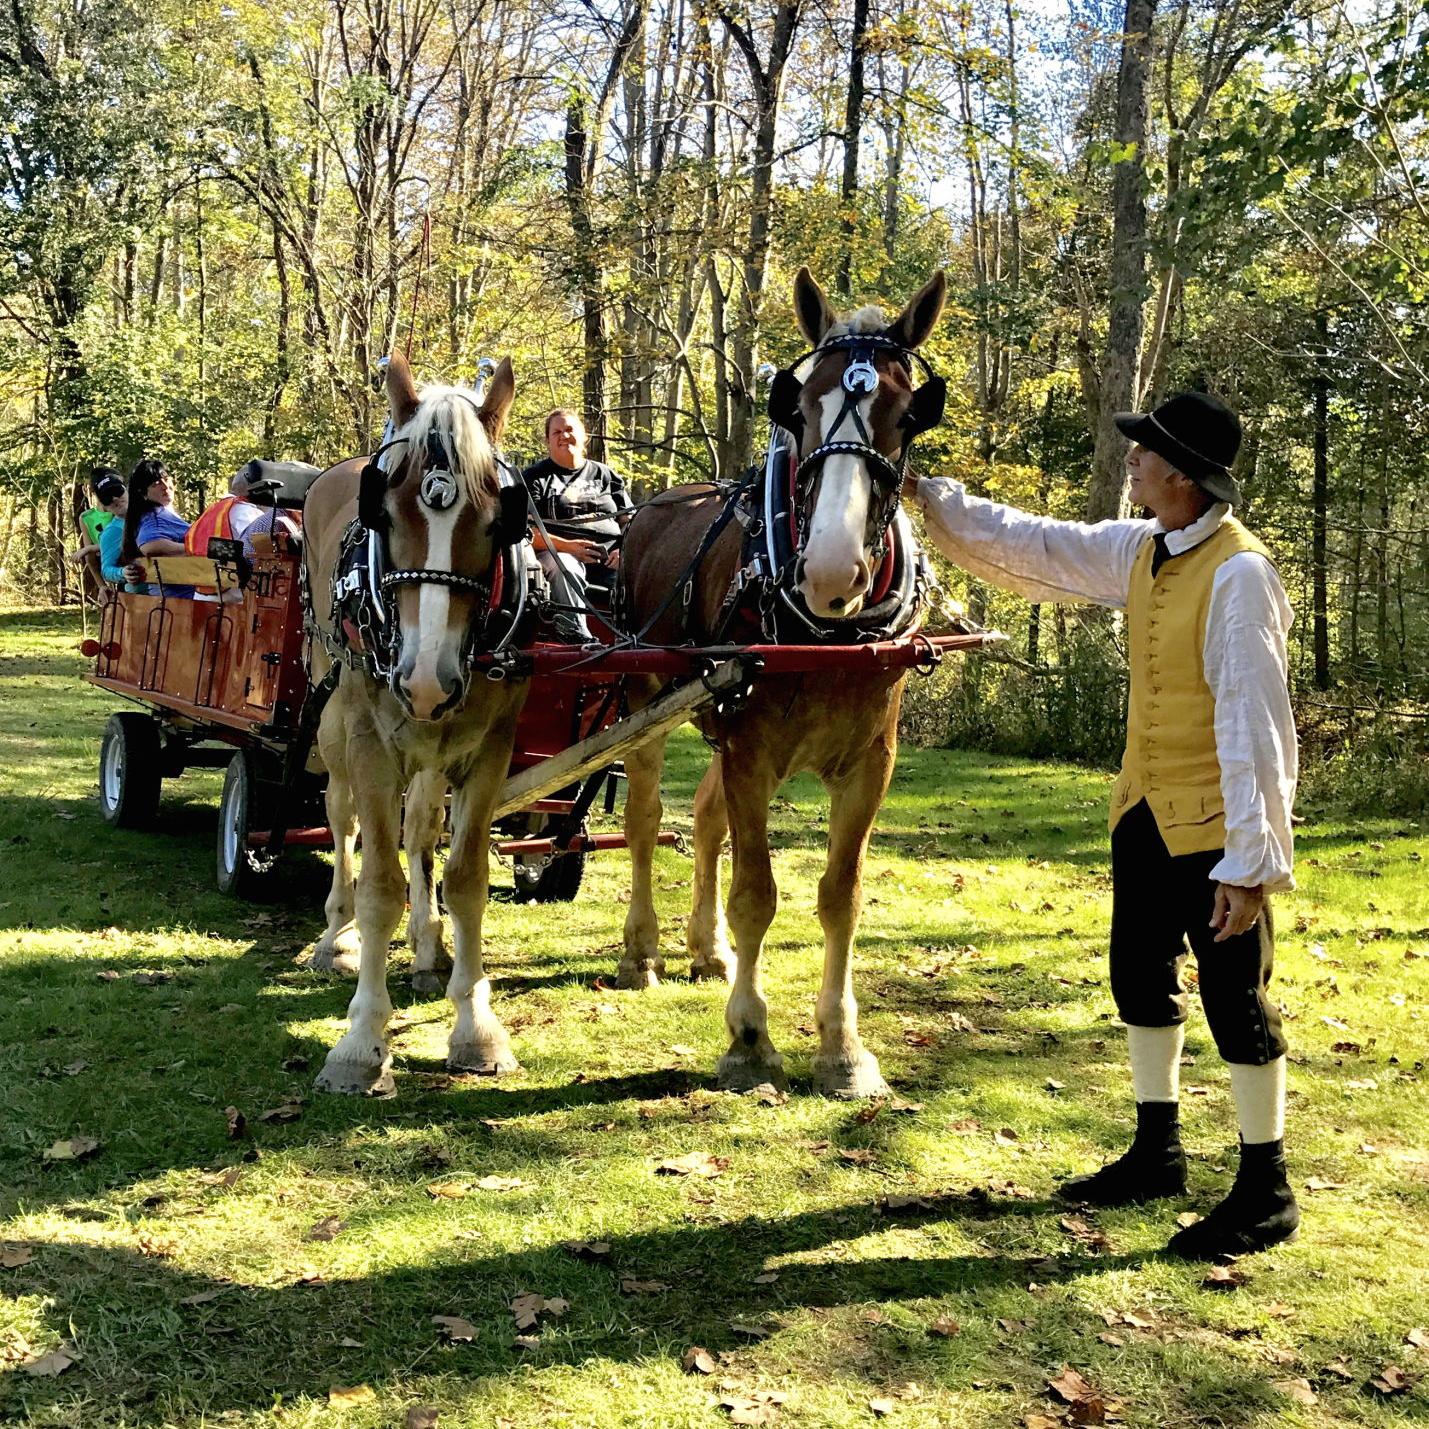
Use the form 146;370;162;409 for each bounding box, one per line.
385;353;420;428
793;266;837;345
886;270;947;350
478;357;515;443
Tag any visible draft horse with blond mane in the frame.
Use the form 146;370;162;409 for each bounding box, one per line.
303;354;530;1095
618;268;948;1097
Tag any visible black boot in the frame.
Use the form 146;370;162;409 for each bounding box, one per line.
1166;1138;1299;1259
1058;1101;1188;1206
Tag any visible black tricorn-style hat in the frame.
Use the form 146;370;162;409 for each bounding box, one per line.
1115;391;1243;505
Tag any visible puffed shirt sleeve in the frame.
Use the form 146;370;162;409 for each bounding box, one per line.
1203;553;1298;891
913;477;1152;608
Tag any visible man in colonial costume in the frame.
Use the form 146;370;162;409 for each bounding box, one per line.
910;392;1299;1258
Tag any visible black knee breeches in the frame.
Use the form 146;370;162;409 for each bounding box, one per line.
1109;799;1287;1066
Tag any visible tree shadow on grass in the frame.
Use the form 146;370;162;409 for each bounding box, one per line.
1;1196;1155;1426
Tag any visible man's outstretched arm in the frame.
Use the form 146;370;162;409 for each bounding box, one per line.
908;475;1152;609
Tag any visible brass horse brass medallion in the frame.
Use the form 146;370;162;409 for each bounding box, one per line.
420;468;459;511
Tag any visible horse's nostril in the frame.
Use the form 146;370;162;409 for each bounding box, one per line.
829;596;846;611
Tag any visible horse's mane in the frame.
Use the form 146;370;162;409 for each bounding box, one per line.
391;384;499;501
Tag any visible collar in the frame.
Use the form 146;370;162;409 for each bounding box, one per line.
1156;501;1229;557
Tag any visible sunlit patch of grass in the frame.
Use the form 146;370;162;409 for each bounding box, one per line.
1;608;1427;1427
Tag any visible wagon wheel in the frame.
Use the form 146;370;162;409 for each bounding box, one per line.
512;812;586;904
217;749;279;899
98;712;163;828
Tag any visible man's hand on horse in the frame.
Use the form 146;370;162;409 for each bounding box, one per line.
1211;883;1264;942
604;547;621;570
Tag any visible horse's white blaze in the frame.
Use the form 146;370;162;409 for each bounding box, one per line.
797;382;875;618
402;502;459;717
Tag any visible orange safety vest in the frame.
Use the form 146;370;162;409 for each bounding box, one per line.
185;496;240;595
185;496;240;556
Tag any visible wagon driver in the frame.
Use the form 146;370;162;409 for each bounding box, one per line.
521;409;633;641
908;392;1299;1260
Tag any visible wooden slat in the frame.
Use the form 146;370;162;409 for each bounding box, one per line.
136;556;241;589
493;659;746;820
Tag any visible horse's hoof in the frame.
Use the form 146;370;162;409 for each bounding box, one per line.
811;1051;889;1099
717;1049;787;1093
615;960;663;990
315;1057;395;1097
310;943;360;976
688;949;735;983
410;969;446;996
447;1042;520;1076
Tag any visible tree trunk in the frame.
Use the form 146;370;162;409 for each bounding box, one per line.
564;97;608;460
1311;308;1330;689
1086;0;1158;522
837;0;869;299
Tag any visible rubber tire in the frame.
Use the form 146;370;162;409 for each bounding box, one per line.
512;813;587;903
217;750;278;899
98;712;163;828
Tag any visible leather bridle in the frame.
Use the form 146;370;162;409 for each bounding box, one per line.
767;330;946;561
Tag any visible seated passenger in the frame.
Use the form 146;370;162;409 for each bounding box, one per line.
120;459;194;597
187;465;301;562
93;474;136;589
69;468;133;588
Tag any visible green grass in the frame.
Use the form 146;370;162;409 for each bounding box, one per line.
2;606;1427;1428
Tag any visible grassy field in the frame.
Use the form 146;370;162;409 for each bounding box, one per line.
1;607;1427;1429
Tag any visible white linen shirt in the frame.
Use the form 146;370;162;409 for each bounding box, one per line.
913;478;1297;892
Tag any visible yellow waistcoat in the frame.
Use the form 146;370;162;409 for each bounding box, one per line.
1109;515;1273;855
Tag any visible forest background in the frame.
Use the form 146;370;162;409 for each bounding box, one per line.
2;0;1426;804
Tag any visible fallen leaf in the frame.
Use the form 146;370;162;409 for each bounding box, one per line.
1;1246;34;1269
993;1127;1019;1146
621;1277;671;1294
96;969;121;981
294;1269;327;1287
669;1044;698;1056
1099;1332;1124;1346
752;1084;787;1106
23;1346;77;1377
751;1270;779;1284
1203;1263;1247;1289
1322;1359;1355;1381
42;1136;100;1162
1273;1378;1317;1406
432;1314;477;1342
878;1193;933;1213
1047;1366;1095;1404
1304;1176;1345;1192
475;1175;527;1191
1046;1079;1065;1092
561;1240;611;1260
510;1291;568;1331
217;1003;243;1014
224;1107;247;1140
328;1384;375;1406
945;1013;980;1034
1407;1328;1429;1350
656;1152;729;1178
406;1409;440;1429
136;1233;177;1258
838;1148;877;1165
683;1345;717;1374
307;1216;344;1242
257;1101;304;1123
1369;1364;1410;1395
426;1181;471;1199
926;1317;960;1338
868;1399;895;1417
1024;1417;1062;1429
132;969;173;985
1175;1211;1202;1228
62;1060;87;1076
729;1321;772;1339
949;1117;982;1133
179;1288;228;1306
512;1334;540;1351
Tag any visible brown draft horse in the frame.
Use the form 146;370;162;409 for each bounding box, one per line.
303;354;527;1095
617;268;947;1097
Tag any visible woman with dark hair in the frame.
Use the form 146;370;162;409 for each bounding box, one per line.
121;459;193;596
